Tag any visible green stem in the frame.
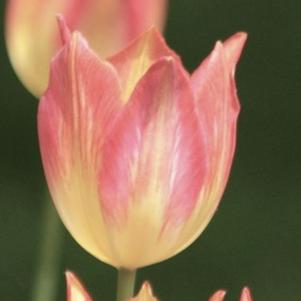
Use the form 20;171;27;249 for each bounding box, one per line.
116;269;137;301
31;194;64;301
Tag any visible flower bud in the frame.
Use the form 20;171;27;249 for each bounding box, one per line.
5;0;167;97
38;19;247;269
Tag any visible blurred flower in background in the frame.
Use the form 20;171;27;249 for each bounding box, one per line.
5;0;167;97
38;19;246;270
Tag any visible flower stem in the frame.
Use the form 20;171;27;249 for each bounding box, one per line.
116;269;137;301
31;194;64;301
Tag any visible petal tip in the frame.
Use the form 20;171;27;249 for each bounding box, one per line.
209;290;227;301
223;32;248;68
65;271;93;301
56;14;71;44
240;287;253;301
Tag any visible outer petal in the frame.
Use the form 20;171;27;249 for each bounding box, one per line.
240;287;253;301
108;28;182;103
99;57;206;268
5;0;168;97
66;272;93;301
169;33;247;255
209;290;226;301
130;282;158;301
38;32;121;266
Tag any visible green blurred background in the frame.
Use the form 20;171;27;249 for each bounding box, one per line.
0;0;300;300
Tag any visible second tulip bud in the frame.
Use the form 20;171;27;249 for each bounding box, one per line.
5;0;167;97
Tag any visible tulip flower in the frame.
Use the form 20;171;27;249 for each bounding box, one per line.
38;18;247;270
5;0;167;97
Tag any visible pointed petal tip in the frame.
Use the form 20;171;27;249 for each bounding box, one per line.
223;32;248;69
56;14;71;44
65;271;93;301
129;281;157;301
141;281;152;292
209;290;227;301
232;32;248;43
65;270;75;282
240;287;253;301
65;271;83;289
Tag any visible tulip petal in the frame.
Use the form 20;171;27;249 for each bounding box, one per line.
108;28;182;102
130;282;158;301
170;33;247;254
240;287;253;301
99;57;206;268
38;32;121;265
66;272;93;301
223;32;248;76
209;290;227;301
57;15;72;45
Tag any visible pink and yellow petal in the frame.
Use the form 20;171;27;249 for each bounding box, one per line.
99;57;206;268
130;282;158;301
38;32;121;266
66;272;93;301
167;33;247;256
108;28;182;103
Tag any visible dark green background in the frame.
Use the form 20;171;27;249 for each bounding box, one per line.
0;0;300;300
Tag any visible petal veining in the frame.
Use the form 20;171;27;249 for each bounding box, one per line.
38;32;121;266
99;57;206;268
108;28;182;103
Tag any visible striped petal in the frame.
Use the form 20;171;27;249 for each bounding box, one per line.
108;28;182;103
38;32;121;265
169;33;247;255
66;272;93;301
99;57;206;268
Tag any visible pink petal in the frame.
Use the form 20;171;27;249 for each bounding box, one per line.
209;290;227;301
57;15;72;45
38;32;120;190
38;33;121;265
99;57;206;229
240;287;253;301
223;32;248;75
66;271;93;301
108;28;182;102
130;282;158;301
190;32;247;207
